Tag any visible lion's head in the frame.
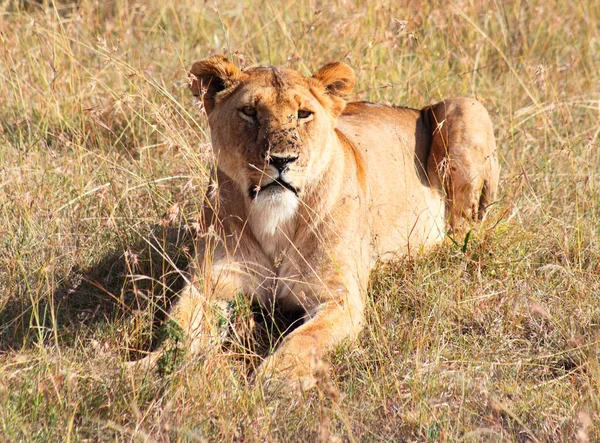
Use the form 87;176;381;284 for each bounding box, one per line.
190;55;355;225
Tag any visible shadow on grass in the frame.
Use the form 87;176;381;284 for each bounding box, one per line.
0;224;195;357
0;224;304;364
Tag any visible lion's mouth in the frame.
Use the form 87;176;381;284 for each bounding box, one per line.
249;179;298;199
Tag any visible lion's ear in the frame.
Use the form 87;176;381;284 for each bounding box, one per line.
190;55;241;114
312;62;355;116
313;62;355;98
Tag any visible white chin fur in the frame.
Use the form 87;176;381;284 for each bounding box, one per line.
249;188;299;238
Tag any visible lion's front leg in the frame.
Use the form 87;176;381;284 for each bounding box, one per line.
127;263;247;371
169;257;271;355
257;284;365;391
425;97;500;233
129;247;270;372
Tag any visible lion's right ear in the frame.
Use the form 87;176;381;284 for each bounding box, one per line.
190;55;241;114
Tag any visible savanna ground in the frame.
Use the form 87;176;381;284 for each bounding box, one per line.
1;0;599;441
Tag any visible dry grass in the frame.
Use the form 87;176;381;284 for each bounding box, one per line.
1;0;599;441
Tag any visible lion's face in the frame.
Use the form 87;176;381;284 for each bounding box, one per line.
191;56;355;213
206;67;329;206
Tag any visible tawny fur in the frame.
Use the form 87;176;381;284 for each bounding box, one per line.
139;55;499;390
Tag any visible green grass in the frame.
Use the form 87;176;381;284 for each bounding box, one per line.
1;0;599;440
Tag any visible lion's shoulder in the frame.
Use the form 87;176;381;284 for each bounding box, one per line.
341;101;421;123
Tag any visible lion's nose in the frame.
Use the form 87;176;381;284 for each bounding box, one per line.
268;154;298;172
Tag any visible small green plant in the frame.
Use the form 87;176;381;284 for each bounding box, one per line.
446;228;473;253
155;319;185;375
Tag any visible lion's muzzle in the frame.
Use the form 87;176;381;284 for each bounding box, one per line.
267;153;298;173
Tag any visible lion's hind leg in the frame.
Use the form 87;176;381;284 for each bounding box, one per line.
425;97;500;234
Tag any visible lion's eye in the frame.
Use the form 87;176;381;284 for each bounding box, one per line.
241;106;257;118
298;109;313;120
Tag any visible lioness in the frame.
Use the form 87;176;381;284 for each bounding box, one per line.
140;55;499;390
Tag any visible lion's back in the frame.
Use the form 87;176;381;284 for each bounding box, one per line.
337;102;446;261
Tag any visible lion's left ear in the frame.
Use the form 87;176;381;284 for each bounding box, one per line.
312;62;355;116
190;54;241;114
313;62;355;97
